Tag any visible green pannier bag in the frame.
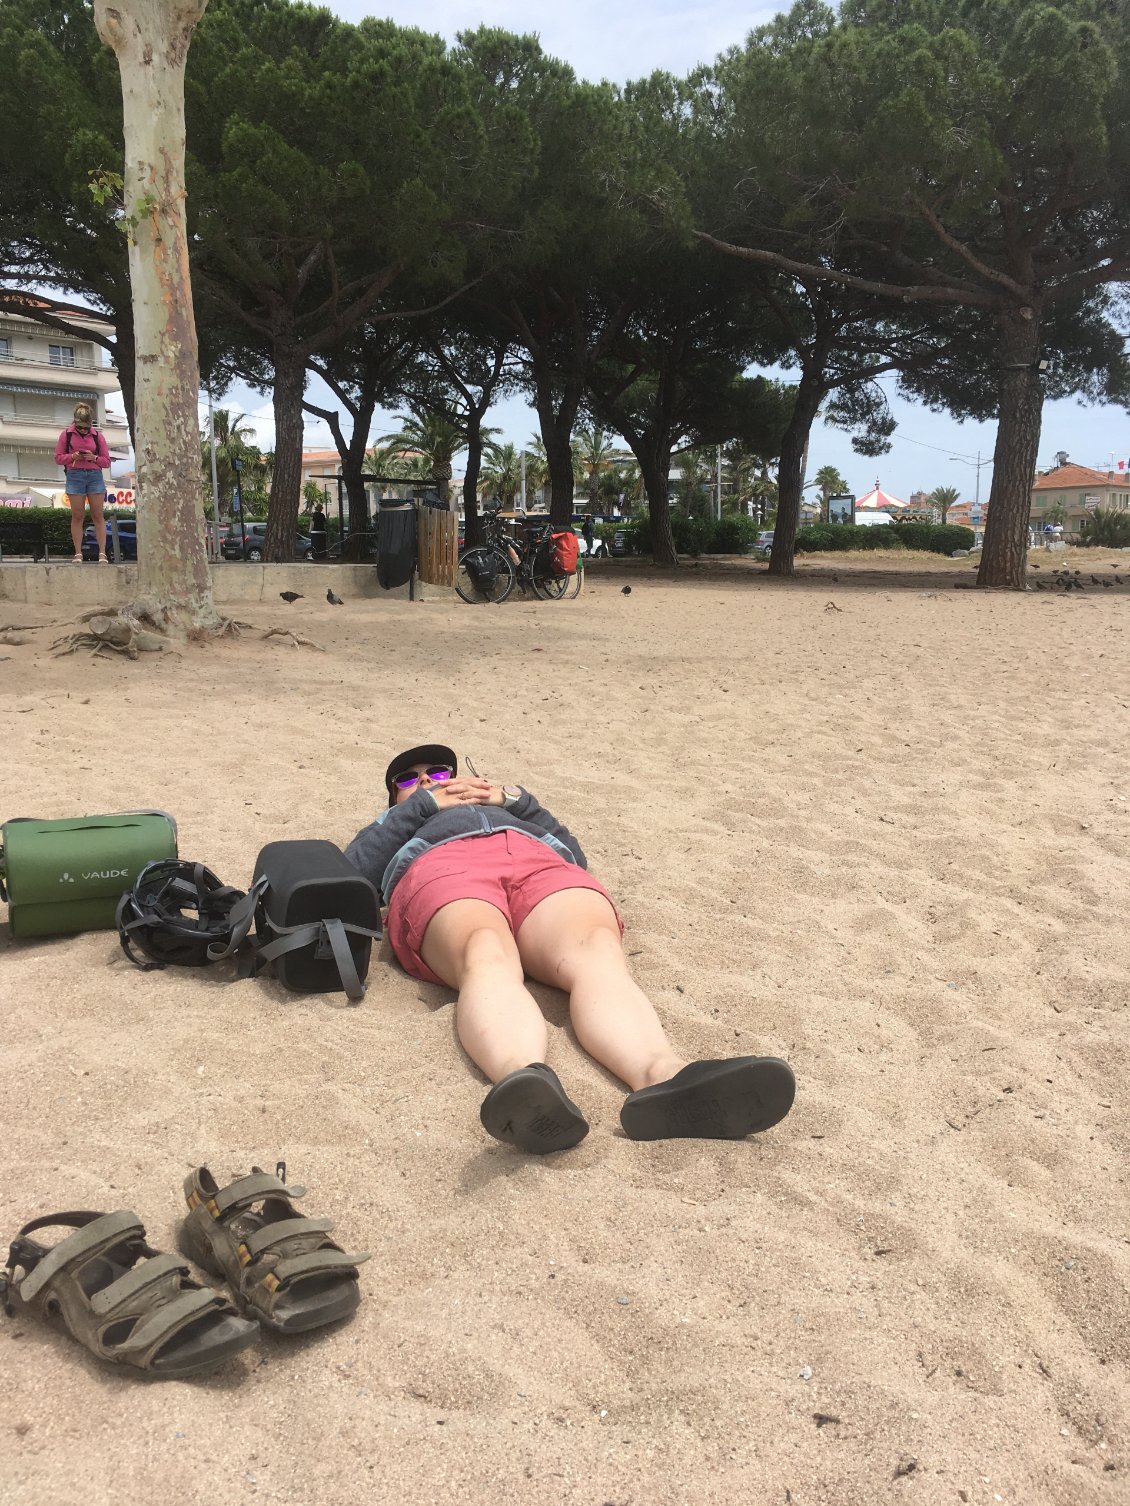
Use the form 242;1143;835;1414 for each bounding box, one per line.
0;810;178;939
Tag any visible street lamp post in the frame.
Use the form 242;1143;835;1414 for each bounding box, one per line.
947;451;992;510
232;457;246;556
207;389;221;559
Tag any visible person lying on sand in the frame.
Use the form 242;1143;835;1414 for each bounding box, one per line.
345;744;795;1154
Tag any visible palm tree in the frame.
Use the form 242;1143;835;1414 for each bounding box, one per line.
814;464;850;520
674;448;715;520
522;436;550;508
928;485;961;525
200;409;258;521
379;410;467;506
364;440;427;502
724;444;779;520
479;442;523;508
600;458;643;514
574;423;627;512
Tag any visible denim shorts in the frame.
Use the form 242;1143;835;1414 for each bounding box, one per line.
66;468;106;497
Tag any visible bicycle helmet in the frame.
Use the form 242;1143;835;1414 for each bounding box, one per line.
116;859;248;971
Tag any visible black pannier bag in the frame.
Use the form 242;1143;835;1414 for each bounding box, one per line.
214;841;381;1003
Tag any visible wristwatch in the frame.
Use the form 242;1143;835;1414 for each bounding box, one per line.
501;784;522;808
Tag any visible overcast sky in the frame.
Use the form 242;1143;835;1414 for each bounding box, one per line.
211;0;1130;501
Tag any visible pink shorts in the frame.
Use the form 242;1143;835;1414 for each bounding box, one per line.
386;829;622;985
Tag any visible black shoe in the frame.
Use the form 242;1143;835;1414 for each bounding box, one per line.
479;1064;589;1154
620;1056;796;1141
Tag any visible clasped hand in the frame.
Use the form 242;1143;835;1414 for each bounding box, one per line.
427;776;506;810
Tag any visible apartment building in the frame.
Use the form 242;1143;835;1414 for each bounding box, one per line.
1030;462;1130;537
0;304;130;503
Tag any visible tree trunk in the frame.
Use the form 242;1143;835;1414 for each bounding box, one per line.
637;449;677;568
264;348;305;561
432;458;452;507
94;0;216;629
769;370;825;578
978;308;1043;589
339;431;372;550
532;378;582;528
544;429;576;527
463;422;483;547
341;473;368;541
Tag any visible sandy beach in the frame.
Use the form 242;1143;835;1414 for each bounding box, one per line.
1;551;1127;1506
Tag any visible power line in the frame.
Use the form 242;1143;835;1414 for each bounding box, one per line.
893;431;991;463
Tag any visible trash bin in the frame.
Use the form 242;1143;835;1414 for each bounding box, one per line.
377;503;417;590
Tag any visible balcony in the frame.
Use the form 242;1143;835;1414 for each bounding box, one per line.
0;413;130;453
0;348;118;392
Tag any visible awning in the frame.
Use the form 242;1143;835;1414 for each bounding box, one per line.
0;381;98;400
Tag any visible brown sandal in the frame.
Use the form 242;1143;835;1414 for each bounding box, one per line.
1;1211;258;1377
179;1166;369;1333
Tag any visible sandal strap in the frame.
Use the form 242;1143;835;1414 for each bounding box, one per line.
111;1286;222;1360
244;1217;334;1260
89;1251;191;1318
19;1212;145;1305
189;1172;304;1219
271;1248;370;1286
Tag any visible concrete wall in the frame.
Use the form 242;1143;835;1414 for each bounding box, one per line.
0;562;445;607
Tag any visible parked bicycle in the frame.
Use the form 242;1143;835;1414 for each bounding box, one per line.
456;503;577;604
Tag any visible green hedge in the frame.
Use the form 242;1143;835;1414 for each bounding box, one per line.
889;521;977;554
711;513;760;552
0;504;138;555
795;523;902;552
794;521;975;554
596;514;976;558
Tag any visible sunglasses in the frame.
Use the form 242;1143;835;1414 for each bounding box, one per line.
393;765;454;791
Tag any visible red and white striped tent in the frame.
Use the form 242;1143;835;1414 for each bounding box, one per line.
855;479;910;513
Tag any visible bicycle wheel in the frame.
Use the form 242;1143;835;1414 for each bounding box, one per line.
564;562;584;599
533;568;569;600
456;547;515;604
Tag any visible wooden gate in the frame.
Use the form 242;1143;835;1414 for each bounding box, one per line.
416;504;457;587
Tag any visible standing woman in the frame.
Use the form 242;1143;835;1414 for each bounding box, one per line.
54;402;111;562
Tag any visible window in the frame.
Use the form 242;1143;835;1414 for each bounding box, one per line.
49;344;76;367
0;337;10;360
14;394;54;419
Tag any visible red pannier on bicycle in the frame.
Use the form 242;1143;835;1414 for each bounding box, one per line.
550;530;579;576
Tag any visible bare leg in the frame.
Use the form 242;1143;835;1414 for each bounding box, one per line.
68;496;85;557
419;898;548;1081
516;888;686;1092
88;494;107;558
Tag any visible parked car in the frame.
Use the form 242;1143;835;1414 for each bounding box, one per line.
755;529;774;556
221;522;313;562
610;528;635;557
81;521;137;561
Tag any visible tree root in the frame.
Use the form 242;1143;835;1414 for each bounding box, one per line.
204;617;253;639
262;626;325;651
52;609;171;661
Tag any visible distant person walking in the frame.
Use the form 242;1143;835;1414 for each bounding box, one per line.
55;402;111;562
311;502;328;559
582;514;595;553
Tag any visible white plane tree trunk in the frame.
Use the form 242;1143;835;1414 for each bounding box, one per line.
94;0;216;629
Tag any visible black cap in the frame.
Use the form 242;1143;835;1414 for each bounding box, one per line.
384;744;457;806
